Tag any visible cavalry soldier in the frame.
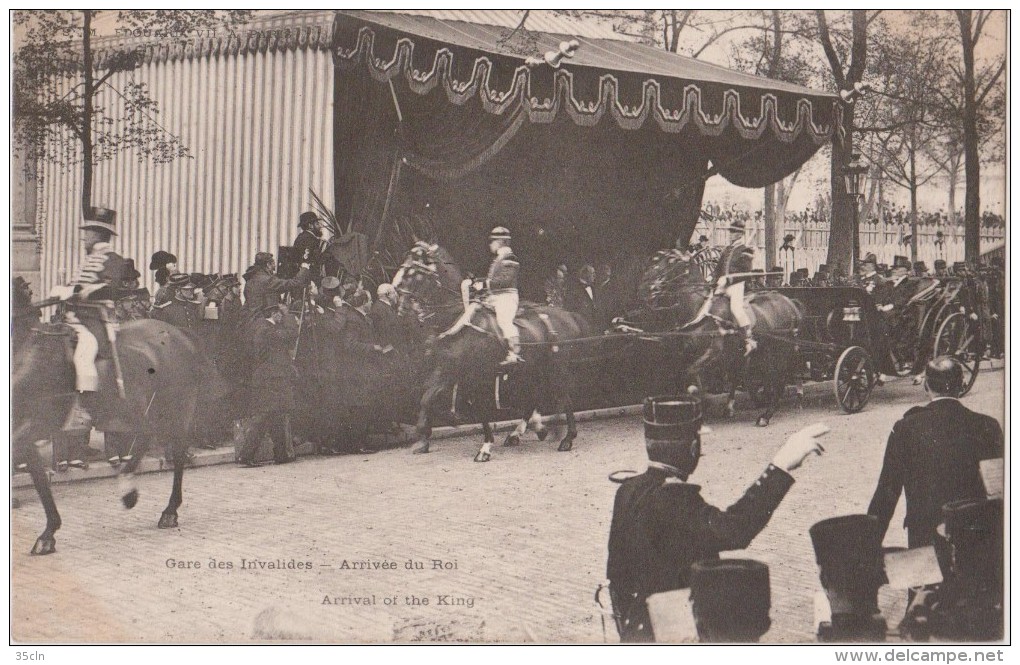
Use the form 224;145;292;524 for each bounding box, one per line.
697;218;756;354
241;251;311;323
48;207;129;427
440;227;522;365
605;391;827;642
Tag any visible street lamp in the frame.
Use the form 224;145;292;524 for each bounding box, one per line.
842;152;868;270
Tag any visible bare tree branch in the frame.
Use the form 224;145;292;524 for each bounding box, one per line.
815;10;846;88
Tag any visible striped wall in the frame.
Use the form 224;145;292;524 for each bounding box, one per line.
36;11;335;298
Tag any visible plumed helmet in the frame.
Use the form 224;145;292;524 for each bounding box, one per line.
643;390;703;477
924;356;964;396
489;226;512;241
149;250;178;271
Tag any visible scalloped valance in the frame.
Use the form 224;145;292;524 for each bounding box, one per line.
335;17;842;146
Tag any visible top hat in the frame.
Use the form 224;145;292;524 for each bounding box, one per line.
727;219;746;233
892;255;911;270
122;259;141;282
321;276;341;292
488;226;512;241
166;273;190;288
690;559;771;642
809;515;885;590
298;211;320;228
913;261;928;274
860;253;877;265
952;261;968;273
934;259;947;269
149;250;178;271
80;206;117;235
940;498;1003;593
818;264;829;272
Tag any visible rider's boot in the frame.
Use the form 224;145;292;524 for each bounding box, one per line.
740;325;758;356
500;336;524;365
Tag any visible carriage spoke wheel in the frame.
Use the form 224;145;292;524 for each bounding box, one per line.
934;312;981;396
834;346;875;414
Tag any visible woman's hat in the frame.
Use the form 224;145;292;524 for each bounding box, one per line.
149;250;178;271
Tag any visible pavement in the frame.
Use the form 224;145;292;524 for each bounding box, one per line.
11;365;1005;644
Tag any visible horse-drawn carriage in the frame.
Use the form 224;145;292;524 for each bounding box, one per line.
770;277;983;414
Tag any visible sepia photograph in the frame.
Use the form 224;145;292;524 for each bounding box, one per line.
9;8;1007;649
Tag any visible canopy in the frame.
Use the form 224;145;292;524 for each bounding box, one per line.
333;11;841;301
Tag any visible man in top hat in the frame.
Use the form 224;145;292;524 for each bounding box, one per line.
562;263;597;323
333;287;387;454
293;211;326;282
867;356;1002;549
699;219;757;354
933;259;949;278
605;390;828;642
48;206;129;426
241;251;311;323
238;303;300;466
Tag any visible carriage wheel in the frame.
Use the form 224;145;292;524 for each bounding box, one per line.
833;346;875;414
934;312;981;396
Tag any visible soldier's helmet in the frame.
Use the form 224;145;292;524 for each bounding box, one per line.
924;356;963;396
643;388;703;478
489;226;512;242
690;559;771;642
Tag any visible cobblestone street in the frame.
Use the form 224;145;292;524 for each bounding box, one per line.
12;368;1004;644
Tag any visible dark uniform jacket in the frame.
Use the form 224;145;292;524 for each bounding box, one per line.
332;304;381;408
369;299;407;350
606;464;794;642
486;248;520;293
867;398;1002;547
561;278;596;322
855;272;883;295
72;243;128;301
241;265;310;321
248;315;300;414
151;297;200;331
114;288;151;322
712;240;754;287
293;229;324;274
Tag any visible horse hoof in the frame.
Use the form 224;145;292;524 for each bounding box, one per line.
122;489;139;510
536;427;549;442
756;417;770;428
30;537;56;555
558;438;574;452
411;441;430;455
158;512;179;529
503;434;520;447
474;451;491;463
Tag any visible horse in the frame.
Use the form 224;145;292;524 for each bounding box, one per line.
393;242;594;462
622;252;803;427
12;313;226;554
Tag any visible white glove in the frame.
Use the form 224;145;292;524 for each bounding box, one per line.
772;423;829;472
49;285;75;301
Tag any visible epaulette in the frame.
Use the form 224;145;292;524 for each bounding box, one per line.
152;301;172;309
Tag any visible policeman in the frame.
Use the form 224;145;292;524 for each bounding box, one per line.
48;207;128;427
695;219;756;354
605;391;828;642
689;559;772;642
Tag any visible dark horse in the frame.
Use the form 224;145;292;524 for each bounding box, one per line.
12;312;224;554
393;242;594;462
622;250;803;426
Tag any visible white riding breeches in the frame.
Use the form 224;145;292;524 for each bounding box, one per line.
68;322;100;392
488;291;519;341
726;281;751;328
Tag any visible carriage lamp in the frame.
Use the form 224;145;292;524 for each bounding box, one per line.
842;153;868;202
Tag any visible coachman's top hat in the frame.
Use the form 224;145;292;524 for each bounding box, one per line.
892;255;911;270
489;226;512;241
913;261;928;274
149;250;178;271
690;559;771;642
80;206;117;235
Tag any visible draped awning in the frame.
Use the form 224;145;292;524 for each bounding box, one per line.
332;11;841;306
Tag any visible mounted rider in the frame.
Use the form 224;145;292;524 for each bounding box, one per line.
690;218;757;355
441;227;523;365
48;207;129;427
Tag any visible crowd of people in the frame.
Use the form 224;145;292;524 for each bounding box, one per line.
701;200;1007;230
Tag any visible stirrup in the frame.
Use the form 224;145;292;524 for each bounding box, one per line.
500;351;524;366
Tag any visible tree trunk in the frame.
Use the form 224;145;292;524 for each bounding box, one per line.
826;118;857;277
958;11;981;263
909;126;918;262
763;184;777;270
947;161;958;225
81;10;94;216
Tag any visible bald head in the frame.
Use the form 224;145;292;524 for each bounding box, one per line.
377;283;397;305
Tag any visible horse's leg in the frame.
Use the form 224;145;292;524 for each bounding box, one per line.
531;410;549;442
117;432;154;509
551;361;577;452
756;353;782;427
795;379;805;409
502;416;528;447
475;420;494;463
413;369;447;455
24;444;61;555
158;443;187;529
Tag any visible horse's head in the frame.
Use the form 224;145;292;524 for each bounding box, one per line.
637;249;711;319
12;325;77;449
393;242;463;323
205;274;241;307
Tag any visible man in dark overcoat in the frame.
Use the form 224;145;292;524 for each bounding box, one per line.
334;289;387;453
238;303;299;466
241;251;310;324
606;392;827;642
867;357;1002;548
